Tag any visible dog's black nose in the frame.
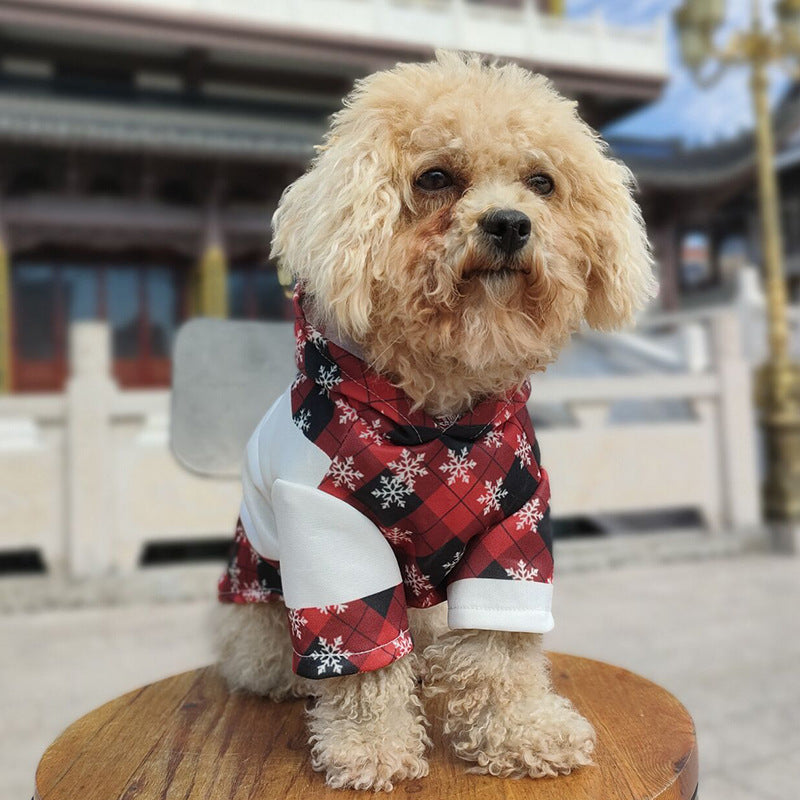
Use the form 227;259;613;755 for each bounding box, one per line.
479;209;531;255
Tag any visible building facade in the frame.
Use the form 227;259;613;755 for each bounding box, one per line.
0;0;667;392
611;86;800;311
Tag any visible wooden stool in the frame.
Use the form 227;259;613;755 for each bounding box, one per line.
34;653;697;800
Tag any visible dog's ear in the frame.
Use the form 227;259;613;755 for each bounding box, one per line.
271;94;401;340
569;145;656;330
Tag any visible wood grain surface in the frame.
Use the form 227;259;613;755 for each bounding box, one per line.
34;653;698;800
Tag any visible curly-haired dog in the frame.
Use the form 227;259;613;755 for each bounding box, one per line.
214;51;654;791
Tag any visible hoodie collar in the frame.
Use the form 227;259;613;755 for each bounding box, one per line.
293;287;530;443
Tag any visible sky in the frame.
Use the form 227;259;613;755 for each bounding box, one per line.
567;0;790;147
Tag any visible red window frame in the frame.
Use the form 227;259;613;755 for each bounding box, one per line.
11;250;188;392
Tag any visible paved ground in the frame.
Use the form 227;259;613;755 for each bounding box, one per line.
3;552;798;800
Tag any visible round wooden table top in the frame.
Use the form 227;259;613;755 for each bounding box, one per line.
35;653;697;800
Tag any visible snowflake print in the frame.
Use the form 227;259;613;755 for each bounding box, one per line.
308;328;326;347
442;549;464;575
477;478;508;515
288;608;308;638
505;560;539;581
394;630;413;657
329;455;364;490
291;372;307;391
359;418;385;446
371;474;412;510
335;398;359;425
294;332;306;364
439;447;477;485
317;364;342;396
293;408;311;433
309;636;353;676
388;449;428;490
228;562;241;593
514;434;533;466
241;580;264;602
316;603;349;615
383;526;413;545
434;413;460;429
403;563;434;597
515;497;544;531
482;427;502;448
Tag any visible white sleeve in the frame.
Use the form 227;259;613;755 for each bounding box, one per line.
447;579;554;633
238;394;283;560
238;389;401;610
271;479;403;609
239;388;328;560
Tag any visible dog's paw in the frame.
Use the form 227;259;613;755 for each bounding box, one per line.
309;711;430;791
449;691;595;779
307;661;431;792
212;603;317;701
311;740;428;792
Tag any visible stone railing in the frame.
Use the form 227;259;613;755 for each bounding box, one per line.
0;308;760;578
531;310;760;532
0;324;240;578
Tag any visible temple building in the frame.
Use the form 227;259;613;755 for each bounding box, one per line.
611;86;800;310
0;0;668;392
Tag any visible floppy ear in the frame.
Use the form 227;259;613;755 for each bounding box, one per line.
571;148;656;330
271;86;402;340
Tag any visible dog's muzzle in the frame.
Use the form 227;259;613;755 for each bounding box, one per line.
479;209;531;255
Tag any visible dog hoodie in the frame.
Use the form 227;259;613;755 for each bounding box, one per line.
218;290;554;679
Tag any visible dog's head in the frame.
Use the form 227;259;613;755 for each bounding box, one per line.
273;52;656;414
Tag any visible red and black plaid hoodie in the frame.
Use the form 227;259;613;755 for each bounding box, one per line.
219;290;554;679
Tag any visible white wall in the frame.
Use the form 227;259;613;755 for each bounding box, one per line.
84;0;668;79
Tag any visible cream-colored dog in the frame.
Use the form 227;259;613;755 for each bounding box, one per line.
214;51;654;792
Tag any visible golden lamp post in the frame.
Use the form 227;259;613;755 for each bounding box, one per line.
675;0;800;525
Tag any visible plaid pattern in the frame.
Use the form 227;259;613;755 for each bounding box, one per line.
218;288;553;678
289;585;411;678
219;524;411;677
218;518;283;604
291;288;553;609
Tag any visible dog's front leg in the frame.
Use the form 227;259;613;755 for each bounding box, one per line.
424;629;595;778
308;656;430;791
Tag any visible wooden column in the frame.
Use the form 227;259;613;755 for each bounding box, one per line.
0;207;10;393
651;220;681;311
196;202;229;318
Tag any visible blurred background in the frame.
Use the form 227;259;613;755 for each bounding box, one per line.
1;1;798;799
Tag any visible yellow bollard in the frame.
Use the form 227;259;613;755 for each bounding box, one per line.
196;244;229;318
0;241;11;393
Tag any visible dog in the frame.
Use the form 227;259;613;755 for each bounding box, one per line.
213;51;654;792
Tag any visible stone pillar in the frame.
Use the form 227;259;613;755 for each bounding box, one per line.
710;311;761;533
66;322;116;577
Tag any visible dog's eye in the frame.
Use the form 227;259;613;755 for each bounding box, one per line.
527;173;555;197
415;169;454;192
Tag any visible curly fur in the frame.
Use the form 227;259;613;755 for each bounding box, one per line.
308;657;431;791
216;50;652;790
211;602;316;701
424;629;595;777
273;50;655;414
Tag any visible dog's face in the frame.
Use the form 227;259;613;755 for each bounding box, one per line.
273;52;655;414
